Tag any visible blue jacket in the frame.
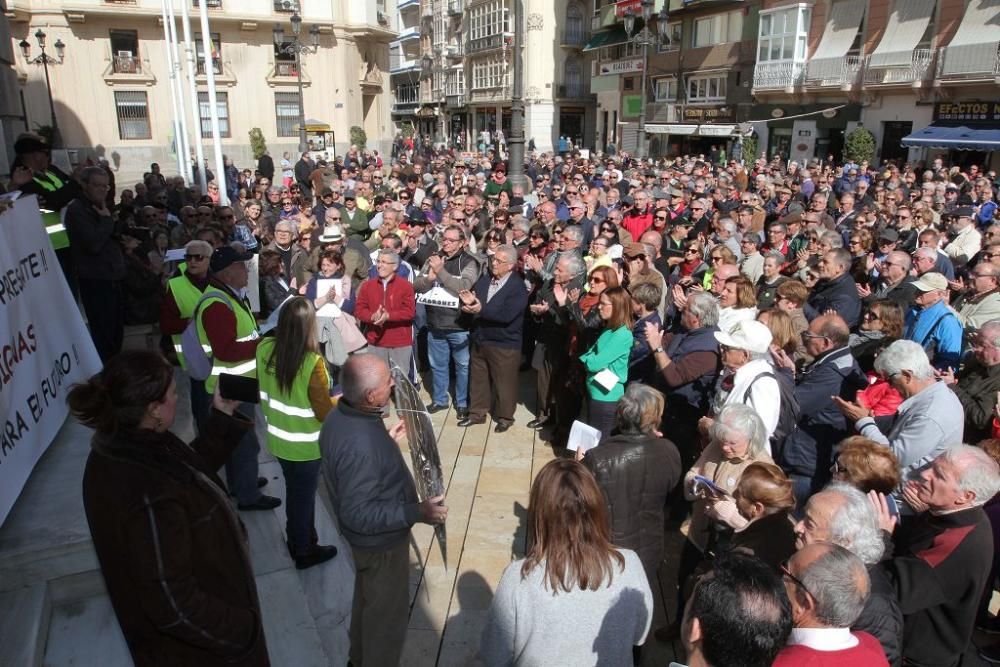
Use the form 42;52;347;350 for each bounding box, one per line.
662;325;720;415
904;299;963;371
468;272;529;349
805;272;862;329
778;347;867;481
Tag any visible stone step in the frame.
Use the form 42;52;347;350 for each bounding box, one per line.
0;584;49;667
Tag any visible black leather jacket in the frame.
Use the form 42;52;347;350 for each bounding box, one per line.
584;433;682;576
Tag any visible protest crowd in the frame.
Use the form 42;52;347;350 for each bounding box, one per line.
10;127;1000;666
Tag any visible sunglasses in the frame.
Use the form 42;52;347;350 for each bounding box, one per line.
184;254;208;261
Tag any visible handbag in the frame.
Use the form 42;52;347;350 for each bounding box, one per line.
332;313;368;353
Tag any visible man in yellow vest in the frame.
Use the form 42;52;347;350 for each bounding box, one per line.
159;239;213;428
9;133;81;299
197;245;280;511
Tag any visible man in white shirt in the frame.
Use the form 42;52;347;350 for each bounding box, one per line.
944;207;982;268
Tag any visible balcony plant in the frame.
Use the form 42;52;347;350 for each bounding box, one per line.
350;125;367;151
844;127;875;165
249;127;268;160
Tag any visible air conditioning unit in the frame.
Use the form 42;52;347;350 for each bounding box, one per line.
276;0;296;12
377;10;389;25
117;50;133;58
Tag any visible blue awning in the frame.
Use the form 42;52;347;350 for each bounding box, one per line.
901;125;1000;151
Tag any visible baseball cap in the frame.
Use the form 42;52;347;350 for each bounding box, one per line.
209;246;253;273
714;320;773;355
912;272;948;292
13;133;49;155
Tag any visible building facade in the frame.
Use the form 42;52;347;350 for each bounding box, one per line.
7;0;397;186
752;0;1000;169
388;0;597;154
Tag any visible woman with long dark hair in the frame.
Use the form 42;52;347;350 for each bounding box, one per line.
72;350;269;666
256;297;338;569
480;459;653;665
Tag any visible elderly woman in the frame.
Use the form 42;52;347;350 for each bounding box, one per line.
853;300;905;417
756;250;789;310
704;319;781;446
583;384;682;587
831;436;901;495
717;275;758;333
727;462;797;570
665;404;774;638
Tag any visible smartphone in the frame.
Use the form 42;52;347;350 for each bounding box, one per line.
886;495;900;521
218;373;260;404
692;474;726;498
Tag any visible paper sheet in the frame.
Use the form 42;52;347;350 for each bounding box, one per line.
316;278;344;301
567;420;603;454
593;368;620;392
316;302;343;318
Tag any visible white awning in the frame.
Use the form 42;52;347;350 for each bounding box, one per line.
868;0;935;68
697;124;737;137
810;0;866;61
645;124;698;135
939;0;1000;76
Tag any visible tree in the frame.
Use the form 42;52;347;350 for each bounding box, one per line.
248;127;268;160
741;133;758;166
844;126;875;164
349;126;367;151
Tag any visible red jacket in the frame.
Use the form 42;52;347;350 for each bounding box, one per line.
622;208;653;240
354;274;416;348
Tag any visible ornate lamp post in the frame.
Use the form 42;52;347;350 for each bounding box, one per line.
623;2;670;160
19;29;66;147
274;14;320;153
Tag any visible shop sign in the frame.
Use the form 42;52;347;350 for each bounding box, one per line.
623;94;643;117
682;107;734;123
933;101;1000;125
599;58;644;76
615;0;643;17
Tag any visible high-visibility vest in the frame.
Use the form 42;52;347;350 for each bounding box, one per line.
195;287;259;393
256;338;324;461
167;274;205;370
33;171;70;250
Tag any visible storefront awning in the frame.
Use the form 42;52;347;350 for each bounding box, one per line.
582;25;628;52
939;0;1000;76
646;124;699;135
901;125;1000;151
697;124;737;137
868;0;935;68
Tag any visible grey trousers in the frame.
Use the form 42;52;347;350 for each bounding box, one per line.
368;344;414;377
350;539;410;666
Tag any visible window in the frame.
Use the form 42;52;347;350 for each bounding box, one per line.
198;91;230;138
563;57;583;97
110;30;139;74
274;42;297;76
468;1;509;42
654;77;677;101
471;55;508;89
687;74;727;103
195;32;222;75
565;2;585;44
600;40;642;61
657;22;683;52
757;4;811;62
692;10;743;48
114;91;151;139
445;67;465;96
623;76;634;91
274;92;300;137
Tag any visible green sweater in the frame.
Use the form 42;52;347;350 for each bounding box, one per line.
580;325;634;402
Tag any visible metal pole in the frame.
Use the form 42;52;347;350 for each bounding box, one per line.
295;49;307;153
166;0;194;185
161;0;186;178
637;38;648;160
178;0;207;194
197;0;229;205
39;48;60;147
507;0;525;189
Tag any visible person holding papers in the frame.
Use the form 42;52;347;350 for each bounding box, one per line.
579;286;634;441
305;249;355;314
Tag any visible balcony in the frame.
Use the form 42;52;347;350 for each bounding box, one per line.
192;0;222;6
393;85;420;111
274;0;299;13
447;0;463;16
389;54;420;73
445;42;464;59
805;55;864;89
446;92;465;107
396;25;420;42
645;103;681;123
467;33;510;55
937;40;1000;80
112;54;142;74
864;49;935;86
273;61;299;77
102;0;137;4
560;29;590;48
752;60;805;91
103;55;155;85
398;0;420;9
556;82;589;99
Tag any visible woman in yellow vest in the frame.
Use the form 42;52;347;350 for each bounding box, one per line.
256;297;339;569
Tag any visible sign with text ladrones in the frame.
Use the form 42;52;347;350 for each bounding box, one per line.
0;196;102;526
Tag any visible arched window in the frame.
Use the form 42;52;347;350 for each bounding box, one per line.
566;2;584;44
564;57;582;97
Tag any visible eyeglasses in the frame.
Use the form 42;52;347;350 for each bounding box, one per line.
801;331;829;341
684;248;699;254
710;255;724;262
589;276;605;284
655;215;668;221
780;560;814;600
184;254;207;261
863;311;881;321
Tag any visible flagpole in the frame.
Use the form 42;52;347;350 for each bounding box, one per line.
196;0;228;205
160;0;186;179
178;0;207;194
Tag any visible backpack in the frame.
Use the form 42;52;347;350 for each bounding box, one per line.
743;370;800;456
180;292;233;381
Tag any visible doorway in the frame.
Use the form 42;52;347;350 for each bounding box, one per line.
881;121;912;165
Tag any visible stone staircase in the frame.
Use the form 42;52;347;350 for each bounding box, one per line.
0;370;353;666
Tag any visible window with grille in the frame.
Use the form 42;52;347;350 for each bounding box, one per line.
198;91;230;138
275;92;300;137
114;91;151;139
757;5;810;62
195;32;222;75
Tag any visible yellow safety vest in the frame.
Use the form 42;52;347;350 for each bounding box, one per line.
256;338;325;461
167;274;206;370
195;287;259;393
33;170;70;250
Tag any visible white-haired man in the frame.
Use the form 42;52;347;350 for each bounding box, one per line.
874;445;1000;666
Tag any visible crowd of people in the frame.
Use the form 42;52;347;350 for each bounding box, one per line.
13;125;1000;665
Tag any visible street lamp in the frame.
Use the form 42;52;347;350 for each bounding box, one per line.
624;2;670;160
273;13;321;153
20;28;66;148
